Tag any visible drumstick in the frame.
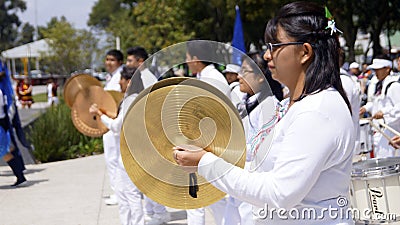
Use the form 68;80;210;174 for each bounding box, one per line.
377;121;400;136
368;120;394;143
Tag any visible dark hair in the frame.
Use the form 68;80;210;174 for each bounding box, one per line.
126;46;149;60
245;51;284;101
106;49;124;62
126;67;144;94
374;54;391;61
121;66;136;80
186;41;213;66
264;1;351;114
339;48;345;67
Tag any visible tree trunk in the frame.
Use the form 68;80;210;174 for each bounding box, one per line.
371;31;383;58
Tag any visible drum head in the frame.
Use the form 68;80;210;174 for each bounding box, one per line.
352;157;400;178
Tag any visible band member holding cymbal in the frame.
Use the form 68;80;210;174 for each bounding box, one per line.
90;67;153;225
174;2;355;224
103;49;124;205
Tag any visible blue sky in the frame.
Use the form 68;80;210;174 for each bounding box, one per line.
18;0;97;29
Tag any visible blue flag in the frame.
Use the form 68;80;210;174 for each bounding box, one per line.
232;5;246;65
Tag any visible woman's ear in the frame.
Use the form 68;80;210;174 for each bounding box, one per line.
300;43;313;65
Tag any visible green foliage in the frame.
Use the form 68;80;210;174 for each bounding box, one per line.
88;0;400;60
39;17;99;75
117;0;194;52
88;0;125;30
27;102;103;163
0;0;27;51
88;0;280;52
15;22;35;45
32;93;47;102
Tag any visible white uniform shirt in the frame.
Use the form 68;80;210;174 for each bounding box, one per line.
197;64;231;98
47;83;53;98
230;81;245;108
100;94;137;171
140;68;158;89
363;75;400;157
0;90;13;119
198;88;355;225
340;73;361;154
104;65;123;91
242;94;277;162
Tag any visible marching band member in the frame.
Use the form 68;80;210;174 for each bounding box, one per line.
103;49;124;205
185;40;231;225
360;56;400;158
174;2;355;224
223;52;281;225
90;67;146;225
126;46;170;225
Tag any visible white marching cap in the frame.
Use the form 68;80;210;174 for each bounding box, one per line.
368;59;392;70
222;64;241;74
349;62;360;69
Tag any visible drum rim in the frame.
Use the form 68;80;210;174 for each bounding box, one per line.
351;157;400;178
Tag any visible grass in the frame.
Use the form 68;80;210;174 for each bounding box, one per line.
32;93;48;102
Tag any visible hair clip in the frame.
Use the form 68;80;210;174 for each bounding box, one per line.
325;6;342;35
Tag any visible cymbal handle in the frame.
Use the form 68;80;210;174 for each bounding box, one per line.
189;173;198;198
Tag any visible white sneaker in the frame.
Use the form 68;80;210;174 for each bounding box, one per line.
104;194;118;205
145;212;171;225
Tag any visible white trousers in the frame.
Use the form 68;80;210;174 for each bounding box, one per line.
222;196;254;225
144;195;167;215
187;198;227;225
103;131;119;192
115;167;144;225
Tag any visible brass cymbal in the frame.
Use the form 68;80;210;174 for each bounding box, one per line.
121;77;246;209
107;90;124;105
71;86;118;137
63;74;102;108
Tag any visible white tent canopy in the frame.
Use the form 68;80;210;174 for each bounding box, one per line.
1;39;52;75
1;39;51;59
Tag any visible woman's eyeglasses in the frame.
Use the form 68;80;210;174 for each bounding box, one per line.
266;42;304;53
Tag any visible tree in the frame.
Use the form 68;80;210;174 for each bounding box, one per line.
88;0;281;53
0;0;26;51
40;17;98;75
87;0;125;31
356;0;400;58
16;22;35;45
325;0;359;62
121;0;194;52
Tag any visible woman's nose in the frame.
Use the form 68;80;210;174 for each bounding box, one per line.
263;50;272;61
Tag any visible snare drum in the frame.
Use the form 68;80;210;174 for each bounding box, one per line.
350;157;400;224
358;119;374;154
